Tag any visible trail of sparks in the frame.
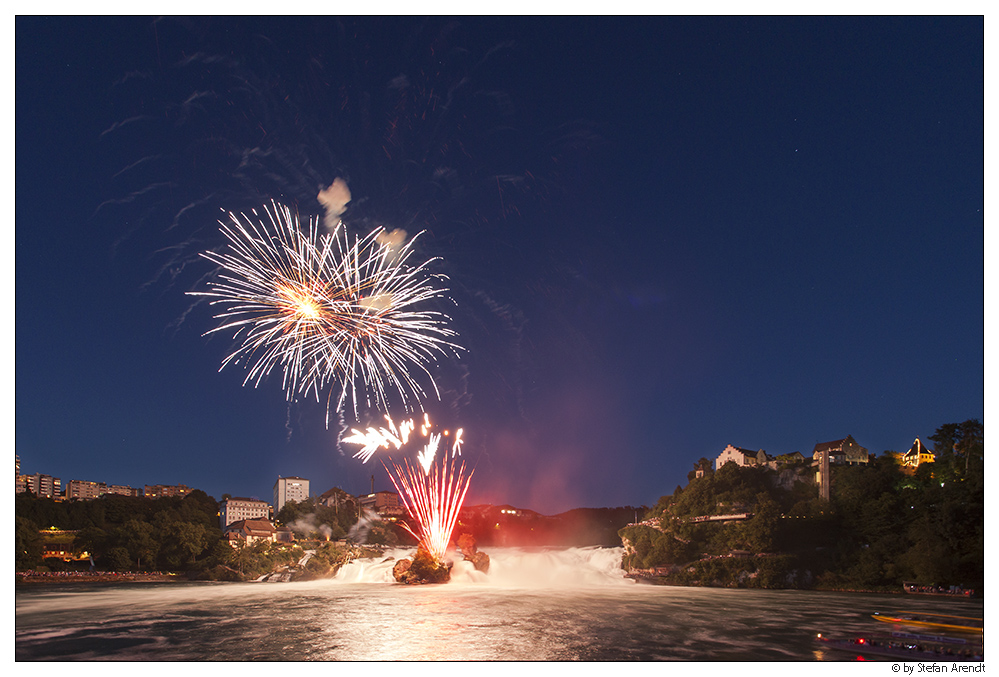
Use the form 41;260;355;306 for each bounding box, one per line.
387;456;473;563
189;201;462;420
343;413;463;467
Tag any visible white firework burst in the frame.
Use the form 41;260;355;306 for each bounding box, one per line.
190;200;462;420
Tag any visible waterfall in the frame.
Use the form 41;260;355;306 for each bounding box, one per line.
332;546;633;587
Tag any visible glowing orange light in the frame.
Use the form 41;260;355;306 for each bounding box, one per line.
278;285;323;320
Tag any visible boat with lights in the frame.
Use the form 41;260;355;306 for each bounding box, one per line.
871;612;983;634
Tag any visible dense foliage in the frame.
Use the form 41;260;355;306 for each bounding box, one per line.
16;490;223;572
619;420;983;592
14;488;377;578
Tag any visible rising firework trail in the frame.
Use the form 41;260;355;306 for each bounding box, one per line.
387;456;474;563
190;201;463;420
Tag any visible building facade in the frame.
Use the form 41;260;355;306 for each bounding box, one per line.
897;438;935;470
359;490;400;512
105;484;141;497
144;484;191;498
715;445;770;470
223;519;279;547
24;473;62;499
273;476;310;515
65;480;106;501
219;496;272;529
811;435;869;466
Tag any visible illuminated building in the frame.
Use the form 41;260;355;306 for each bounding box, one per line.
223;519;279;547
105;484;141;497
897;438;935;470
811;435;869;466
273;476;309;515
38;528;89;561
25;473;61;499
359;490;406;520
219;496;272;529
715;445;770;469
144;484;191;498
65;480;107;500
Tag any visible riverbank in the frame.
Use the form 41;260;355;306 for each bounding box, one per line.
625;570;903;594
16;570;183;584
624;573;984;598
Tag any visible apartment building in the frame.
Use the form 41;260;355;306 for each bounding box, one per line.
219;496;272;529
144;484;191;498
105;484;141;497
22;473;62;499
273;476;309;515
65;480;106;500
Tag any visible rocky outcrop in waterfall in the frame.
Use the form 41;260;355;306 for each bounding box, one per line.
458;533;490;573
391;548;452;584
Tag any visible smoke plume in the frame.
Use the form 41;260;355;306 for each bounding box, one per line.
317;178;352;231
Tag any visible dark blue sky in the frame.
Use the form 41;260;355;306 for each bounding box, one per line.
16;17;983;514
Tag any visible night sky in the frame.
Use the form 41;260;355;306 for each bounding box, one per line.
15;16;984;515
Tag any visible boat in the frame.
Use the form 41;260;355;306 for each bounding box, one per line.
871;612;983;634
815;631;983;662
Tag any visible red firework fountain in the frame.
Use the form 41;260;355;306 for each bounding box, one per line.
386;455;473;563
343;414;473;577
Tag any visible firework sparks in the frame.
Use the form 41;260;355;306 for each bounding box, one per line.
387;455;474;563
343;413;459;468
190;201;462;419
342;414;415;463
342;413;472;562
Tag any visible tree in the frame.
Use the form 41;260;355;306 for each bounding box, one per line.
928;419;983;480
956;419;983;477
687;457;714;482
276;499;308;526
113;519;158;570
74;526;109;563
743;493;781;552
16;517;43;570
107;546;132;572
158;521;210;569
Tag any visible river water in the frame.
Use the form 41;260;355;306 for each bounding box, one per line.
15;547;984;661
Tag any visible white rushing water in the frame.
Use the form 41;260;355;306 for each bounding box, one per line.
333;546;632;587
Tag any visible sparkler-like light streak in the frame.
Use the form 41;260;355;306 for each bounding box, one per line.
342;413;461;466
342;414;415;463
190;201;462;419
387;456;474;563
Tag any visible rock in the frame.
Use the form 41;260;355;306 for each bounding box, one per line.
467;551;490;573
392;558;413;581
457;533;489;573
392;548;451;584
457;533;478;556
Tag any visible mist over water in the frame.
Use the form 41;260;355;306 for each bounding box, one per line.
16;547;984;661
335;546;631;587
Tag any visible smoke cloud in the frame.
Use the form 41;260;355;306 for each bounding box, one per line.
317;178;352;231
375;227;407;251
287;513;334;540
